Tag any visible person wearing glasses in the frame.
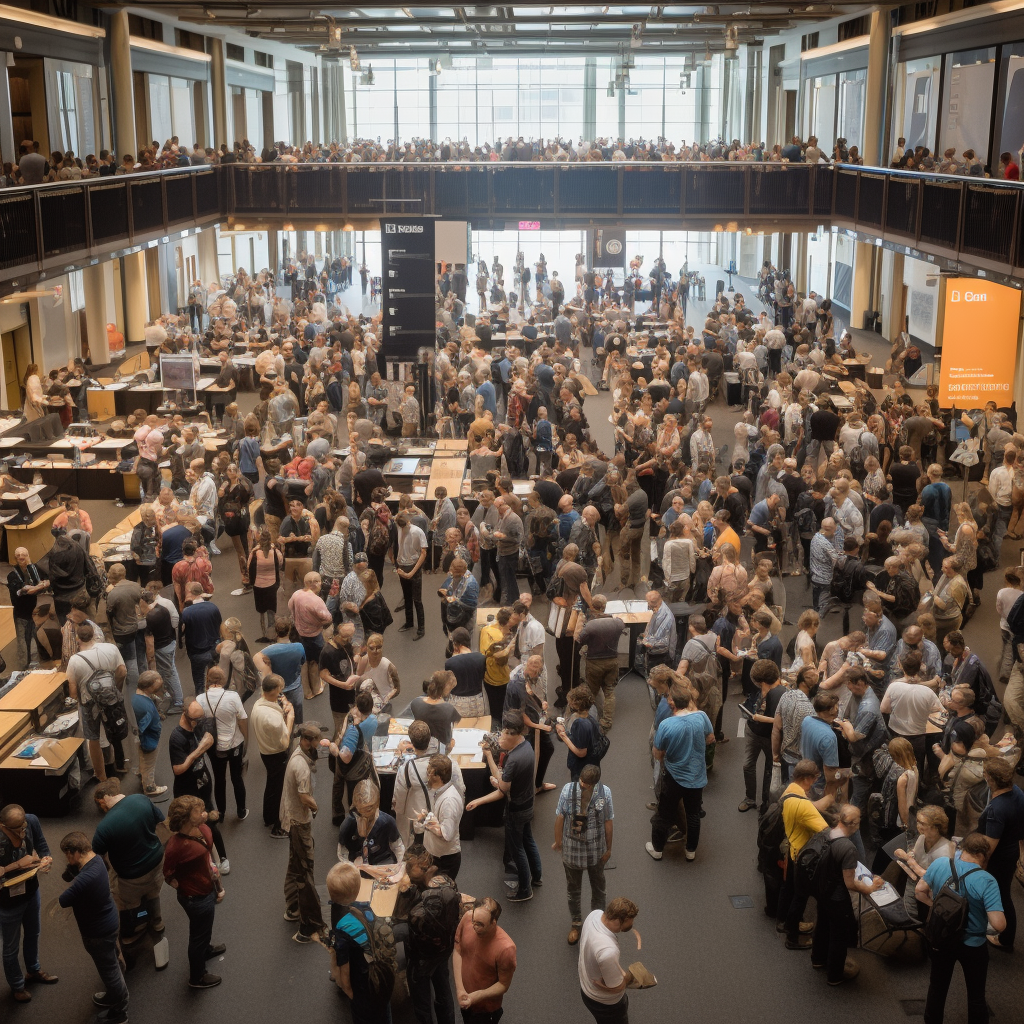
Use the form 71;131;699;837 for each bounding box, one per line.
0;804;57;1003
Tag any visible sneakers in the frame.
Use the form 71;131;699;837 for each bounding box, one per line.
208;544;222;556
827;959;860;985
188;974;222;989
645;801;657;810
238;809;249;821
737;799;757;812
218;859;230;876
684;849;696;861
144;785;168;801
284;909;300;922
645;842;663;861
413;630;425;640
506;890;533;902
205;944;226;959
292;930;323;944
777;921;814;934
398;624;414;632
270;827;289;839
786;936;813;950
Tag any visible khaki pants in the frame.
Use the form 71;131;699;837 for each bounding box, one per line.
139;746;158;791
1005;660;1024;736
113;863;163;914
618;524;644;588
586;656;620;731
279;557;312;614
284;822;325;937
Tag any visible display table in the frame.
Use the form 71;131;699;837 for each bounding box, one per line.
0;670;69;729
0;606;16;653
0;735;82;816
0;711;30;758
2;505;63;562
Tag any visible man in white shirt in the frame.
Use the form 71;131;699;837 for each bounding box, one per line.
764;328;786;377
879;650;943;768
396;513;428;638
512;596;546;665
689;416;716;470
578;897;643;1023
988;446;1016;558
421;753;465;879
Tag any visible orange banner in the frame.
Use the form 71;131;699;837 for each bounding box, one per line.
938;278;1021;408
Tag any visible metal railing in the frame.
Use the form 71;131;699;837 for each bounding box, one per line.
2;160;1024;284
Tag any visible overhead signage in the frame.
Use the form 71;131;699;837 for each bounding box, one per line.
380;217;436;361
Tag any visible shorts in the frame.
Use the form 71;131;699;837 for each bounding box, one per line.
112;862;164;911
80;699;104;741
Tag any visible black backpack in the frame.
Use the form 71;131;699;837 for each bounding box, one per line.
795;827;835;896
407;878;461;959
756;792;802;873
831;554;859;604
345;905;397;1001
923;858;982;951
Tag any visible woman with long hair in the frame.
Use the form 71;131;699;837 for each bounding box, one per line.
130;504;163;584
871;736;919;874
246;529;283;641
358;569;393;638
23;363;45;421
940;502;980;601
218;463;254;593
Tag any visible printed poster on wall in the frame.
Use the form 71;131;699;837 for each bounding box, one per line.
592;228;626;268
380;217;436;362
938;277;1021;408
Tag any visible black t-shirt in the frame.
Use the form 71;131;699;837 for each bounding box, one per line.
338;811;401;865
810;409;841;442
444;652;486;697
821;834;859;901
146;605;176;649
409;697;462;747
731;474;753;506
502;740;536;810
780;473;807;509
320;642;356;714
168;724;211;799
354;468;386;509
889;462;921;503
533;479;564;512
215;365;239;389
279;515;313;558
748;683;786;738
263;478;288;519
978;785;1024;876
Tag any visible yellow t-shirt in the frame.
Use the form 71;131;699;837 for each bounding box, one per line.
714;526;741;553
480;624;510;687
781;782;828;858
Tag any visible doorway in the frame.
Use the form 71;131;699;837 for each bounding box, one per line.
784;90;797;142
8;58;47;156
2;324;32;411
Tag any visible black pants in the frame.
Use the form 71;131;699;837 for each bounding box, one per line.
461;1010;503;1024
581;989;629;1023
812;896;854;983
261;749;289;828
408;955;455;1024
924;941;989;1024
651;773;703;853
434;852;462;880
177;890;217;984
367;551;386;587
479;548;500;596
527;726;554;787
989;862;1017;949
210;744;246;818
555;633;576;705
782;856;810;941
485;684;507;732
399;565;424;630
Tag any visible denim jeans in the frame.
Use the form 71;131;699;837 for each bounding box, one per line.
742;731;774;811
155;641;184;708
0;889;41;991
284;686;304;726
187;648;215;696
82;930;128;1013
14;616;34;670
651;774;703;853
177;889;217;984
408;954;456;1024
505;807;542;897
564;861;607;925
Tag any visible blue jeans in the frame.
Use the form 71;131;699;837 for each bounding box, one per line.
0;889;41;991
155;641;184;708
177;889;217;984
497;554;518;609
115;635;141;742
187;648;215;696
284;686;304;725
408;955;455;1024
83;930;128;1013
14;616;34;670
992;504;1012;559
505;808;541;897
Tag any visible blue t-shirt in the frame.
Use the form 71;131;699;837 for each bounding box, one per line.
749;500;771;528
57;854;119;938
800;715;839;796
161;524;192;564
132;694;163;753
654;696;673;729
180;600;222;655
566;710;601;777
263;642;306;692
654;711;713;788
238;436;261;474
922;855;1002;946
341;715;378;755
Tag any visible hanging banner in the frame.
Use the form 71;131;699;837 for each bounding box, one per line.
938;277;1021;408
592;227;626;268
380;217;436;362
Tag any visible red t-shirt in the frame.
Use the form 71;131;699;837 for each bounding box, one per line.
454;916;517;1012
1005;161;1020;181
162;825;217;897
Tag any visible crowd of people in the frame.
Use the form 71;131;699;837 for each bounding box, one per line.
1;238;1021;1024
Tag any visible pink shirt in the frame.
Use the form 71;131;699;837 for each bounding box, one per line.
288;588;332;638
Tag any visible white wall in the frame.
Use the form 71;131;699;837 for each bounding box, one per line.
903;254;939;349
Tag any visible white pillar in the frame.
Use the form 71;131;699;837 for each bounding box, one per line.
83;263;113;364
123;250;148;344
197;228;219;285
863;9;890;167
109;11;136;159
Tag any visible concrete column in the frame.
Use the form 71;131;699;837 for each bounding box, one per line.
210;37;228;151
197;228;219;285
109;11;136;160
0;57;16;167
851;241;875;332
862;8;890;167
793;232;808;295
83;263;113;364
123;250;148;344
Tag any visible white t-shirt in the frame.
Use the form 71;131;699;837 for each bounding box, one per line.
197;687;248;750
996;586;1021;631
67;643;125;703
880;680;942;737
578;910;624;1004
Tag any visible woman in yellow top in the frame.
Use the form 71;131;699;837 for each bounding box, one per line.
480;606;515;730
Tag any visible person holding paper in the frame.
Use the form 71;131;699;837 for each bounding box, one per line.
0;804;56;1003
578;896;641;1023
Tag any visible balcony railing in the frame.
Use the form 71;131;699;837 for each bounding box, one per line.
2;161;1023;285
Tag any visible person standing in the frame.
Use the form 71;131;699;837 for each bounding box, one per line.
976;757;1024;952
320;621;360;739
281;723;328;943
196;667;249;821
577;897;641;1024
492;497;524;614
453;897;517;1023
0;805;56;1003
57;831;128;1022
554;764;613;947
395;513;428;639
132;670;169;800
421;753;464;880
256;618;308;724
249;675;295;838
738;659;786;815
180;584;222;697
578;597;626;734
647;681;714;863
162;795;226;990
288;571;334;698
140;590;183;713
7;547;49;669
916;832;1006;1024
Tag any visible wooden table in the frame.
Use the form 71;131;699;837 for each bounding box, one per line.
0;671;69;728
0;735;83;816
427;456;468;501
0;711;30;756
3;506;63;562
434;439;468;454
0;606;15;652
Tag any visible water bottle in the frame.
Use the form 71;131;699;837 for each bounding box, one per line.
73;445;81;468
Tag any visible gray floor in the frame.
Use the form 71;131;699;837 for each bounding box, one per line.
4;268;1020;1023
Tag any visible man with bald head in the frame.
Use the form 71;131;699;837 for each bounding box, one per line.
893;624;944;681
578;595;626;732
569;504;602;571
637;590;676;673
0;803;56;1001
809;516;842;614
7;546;49;669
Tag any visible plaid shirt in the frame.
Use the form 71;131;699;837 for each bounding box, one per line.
556;782;613;869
